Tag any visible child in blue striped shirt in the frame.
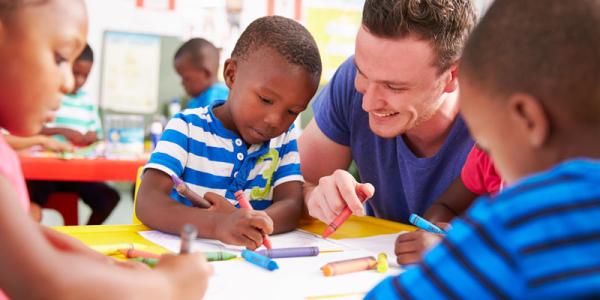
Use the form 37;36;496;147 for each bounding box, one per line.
367;0;600;299
137;16;322;250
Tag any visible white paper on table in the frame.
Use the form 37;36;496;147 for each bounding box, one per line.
335;233;407;267
138;229;347;254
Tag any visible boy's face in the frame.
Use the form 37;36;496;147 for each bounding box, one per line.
174;53;209;98
71;59;92;94
223;47;317;145
460;76;535;185
0;0;88;136
354;26;457;138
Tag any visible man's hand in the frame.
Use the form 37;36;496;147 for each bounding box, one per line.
305;169;374;223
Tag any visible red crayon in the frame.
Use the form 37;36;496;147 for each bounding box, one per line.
234;190;273;250
322;190;369;238
118;248;161;260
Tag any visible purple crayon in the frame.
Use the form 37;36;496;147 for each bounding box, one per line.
256;247;320;258
170;174;211;208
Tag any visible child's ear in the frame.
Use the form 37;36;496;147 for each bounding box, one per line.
442;63;459;93
507;93;550;148
223;58;236;89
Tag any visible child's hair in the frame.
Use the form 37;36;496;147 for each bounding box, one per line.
231;16;322;82
77;44;94;62
174;38;220;74
361;0;477;72
461;0;600;126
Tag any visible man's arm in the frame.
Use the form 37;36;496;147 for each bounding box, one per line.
299;120;374;223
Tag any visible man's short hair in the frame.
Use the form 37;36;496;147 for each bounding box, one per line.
174;38;220;74
461;0;600;125
231;15;322;82
362;0;477;72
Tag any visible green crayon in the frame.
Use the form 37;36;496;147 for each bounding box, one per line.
203;251;237;261
129;257;159;268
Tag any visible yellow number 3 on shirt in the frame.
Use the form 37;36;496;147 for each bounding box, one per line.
251;149;279;199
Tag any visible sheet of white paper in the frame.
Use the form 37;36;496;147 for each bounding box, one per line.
335;233;406;267
138;229;346;254
138;230;406;299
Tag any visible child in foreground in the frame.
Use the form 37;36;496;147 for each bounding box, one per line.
0;1;211;299
368;0;600;298
137;16;322;250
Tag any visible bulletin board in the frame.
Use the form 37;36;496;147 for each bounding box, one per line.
100;31;162;113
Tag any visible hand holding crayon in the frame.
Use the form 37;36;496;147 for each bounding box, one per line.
235;190;273;249
322;189;371;238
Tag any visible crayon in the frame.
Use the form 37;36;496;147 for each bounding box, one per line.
409;213;447;235
118;248;161;260
321;256;377;277
129;257;159;268
180;223;198;254
234;190;272;249
171;174;211;208
376;253;388;273
256;247;319;258
204;251;237;261
322;191;369;238
241;249;279;271
91;243;147;255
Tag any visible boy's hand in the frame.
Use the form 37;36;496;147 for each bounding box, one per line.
39;136;74;152
205;192;236;213
394;222;451;265
155;253;213;300
215;209;274;250
82;131;98;145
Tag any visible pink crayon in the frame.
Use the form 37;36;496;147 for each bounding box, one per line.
234;190;273;250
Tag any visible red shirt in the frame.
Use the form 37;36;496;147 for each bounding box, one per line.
461;145;502;195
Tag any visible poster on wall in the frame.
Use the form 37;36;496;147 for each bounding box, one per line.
100;31;161;113
304;0;364;83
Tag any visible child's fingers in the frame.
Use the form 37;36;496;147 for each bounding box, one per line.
396;252;421;265
395;240;421;255
247;212;274;234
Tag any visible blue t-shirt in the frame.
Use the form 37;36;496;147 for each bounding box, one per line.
187;83;229;109
312;57;474;223
145;100;303;210
367;159;600;299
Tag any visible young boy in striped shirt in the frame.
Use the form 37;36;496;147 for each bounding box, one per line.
137;16;322;250
27;44;120;225
368;0;600;298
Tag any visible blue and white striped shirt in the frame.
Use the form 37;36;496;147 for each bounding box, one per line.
367;159;600;299
145;100;303;209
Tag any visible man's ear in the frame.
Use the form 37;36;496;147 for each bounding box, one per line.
223;58;236;89
507;93;550;148
442;64;459;93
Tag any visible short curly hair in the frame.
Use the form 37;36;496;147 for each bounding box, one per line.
362;0;477;72
231;16;322;82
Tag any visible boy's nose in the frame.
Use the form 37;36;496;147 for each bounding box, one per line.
60;66;75;94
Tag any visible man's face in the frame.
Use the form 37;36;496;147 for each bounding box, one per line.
354;26;455;138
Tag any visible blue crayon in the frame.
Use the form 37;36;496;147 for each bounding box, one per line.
256;247;319;258
409;214;447;235
241;249;279;271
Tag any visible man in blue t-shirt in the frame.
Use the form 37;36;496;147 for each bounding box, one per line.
299;0;476;225
368;0;600;298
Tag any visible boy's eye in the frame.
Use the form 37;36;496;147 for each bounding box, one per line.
54;53;67;65
287;110;299;116
260;97;273;105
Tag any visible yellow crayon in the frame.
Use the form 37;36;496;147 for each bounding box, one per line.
376;253;388;273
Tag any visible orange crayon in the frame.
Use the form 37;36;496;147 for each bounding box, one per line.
321;256;377;277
